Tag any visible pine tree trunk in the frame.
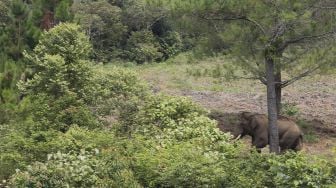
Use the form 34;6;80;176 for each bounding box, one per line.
265;56;280;154
275;85;281;116
275;70;282;116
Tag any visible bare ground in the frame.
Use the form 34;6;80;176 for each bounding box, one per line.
174;90;336;132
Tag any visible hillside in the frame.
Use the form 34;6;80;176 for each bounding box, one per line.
126;58;336;158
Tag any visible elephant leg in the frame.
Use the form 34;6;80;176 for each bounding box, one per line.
291;136;303;151
280;134;303;152
279;142;290;153
252;137;267;153
279;133;296;153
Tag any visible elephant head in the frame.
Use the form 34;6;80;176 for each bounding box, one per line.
235;111;257;138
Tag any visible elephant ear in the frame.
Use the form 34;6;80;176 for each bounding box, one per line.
241;111;255;120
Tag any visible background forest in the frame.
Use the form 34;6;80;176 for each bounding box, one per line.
0;0;336;187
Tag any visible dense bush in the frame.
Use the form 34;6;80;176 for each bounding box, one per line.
135;94;207;130
125;30;163;64
10;150;142;187
14;23;99;133
89;65;149;108
0;129;62;179
17;94;100;132
226;152;336;188
266;153;334;187
133;142;228;187
88;65;150;133
0;60;24;124
3;90;336;187
159;31;184;59
0;126;118;180
72;0;127;61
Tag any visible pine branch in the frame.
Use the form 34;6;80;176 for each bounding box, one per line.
282;48;310;64
197;13;266;35
280;31;335;51
280;65;324;88
313;6;336;10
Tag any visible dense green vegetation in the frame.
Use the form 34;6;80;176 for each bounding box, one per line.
0;0;336;187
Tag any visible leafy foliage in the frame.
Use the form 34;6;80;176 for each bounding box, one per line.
133;142;228;187
159;31;184;59
72;0;127;61
33;23;91;62
0;126;117;180
125;30;163;64
19;23;93;99
19;94;100;132
10;150;142;187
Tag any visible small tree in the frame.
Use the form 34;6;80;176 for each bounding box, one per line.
153;0;336;153
19;23;93;99
17;23;99;132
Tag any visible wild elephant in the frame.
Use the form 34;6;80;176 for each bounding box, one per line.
236;112;303;152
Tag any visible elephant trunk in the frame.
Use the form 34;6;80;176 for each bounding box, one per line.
294;134;304;151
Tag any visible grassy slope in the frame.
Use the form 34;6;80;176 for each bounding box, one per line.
126;54;336;94
131;57;265;93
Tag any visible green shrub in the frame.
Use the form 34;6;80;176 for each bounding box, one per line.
136;94;207;130
88;66;150;133
281;102;300;116
33;23;91;62
0;152;26;181
192;36;227;58
0;128;63;180
126;94;239;154
0;99;16;124
159;31;183;59
133;142;228;188
10;150;142;188
0;59;24;124
0;126;120;180
0;90;101;174
18;93;100;132
125;30;163;64
266;152;335;187
89;66;149;109
221;152;336;188
127;94;242;187
18;23;93;99
72;0;127;62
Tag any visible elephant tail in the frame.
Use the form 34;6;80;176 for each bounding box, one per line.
294;133;304;151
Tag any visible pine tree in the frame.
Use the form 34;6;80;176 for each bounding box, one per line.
55;0;73;22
